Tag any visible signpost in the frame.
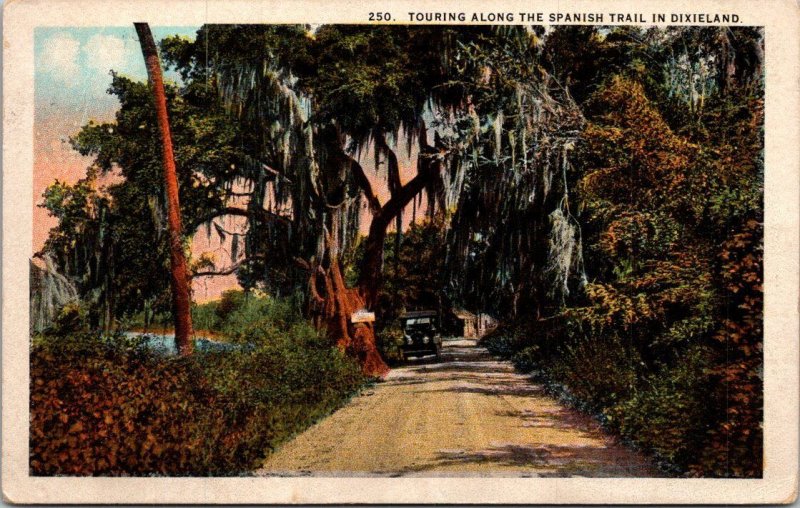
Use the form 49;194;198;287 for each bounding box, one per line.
351;309;376;324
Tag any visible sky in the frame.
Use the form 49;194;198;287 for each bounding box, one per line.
34;26;199;249
33;25;424;302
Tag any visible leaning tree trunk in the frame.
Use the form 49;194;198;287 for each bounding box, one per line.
309;214;389;377
135;22;194;355
307;126;439;376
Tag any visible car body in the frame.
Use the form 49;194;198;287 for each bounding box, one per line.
399;310;442;360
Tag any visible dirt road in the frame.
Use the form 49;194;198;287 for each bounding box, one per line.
258;338;662;477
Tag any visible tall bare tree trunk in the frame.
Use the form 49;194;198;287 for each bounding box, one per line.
135;22;194;355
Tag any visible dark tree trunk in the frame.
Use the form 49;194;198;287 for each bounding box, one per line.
359;219;390;310
135;22;194;355
357;169;432;308
356;128;441;308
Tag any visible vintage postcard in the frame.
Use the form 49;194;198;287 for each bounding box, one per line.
2;0;798;503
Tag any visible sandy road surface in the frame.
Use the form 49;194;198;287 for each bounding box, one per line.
258;338;662;477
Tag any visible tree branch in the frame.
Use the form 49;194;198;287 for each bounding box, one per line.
294;257;312;271
346;154;382;216
192;253;266;278
418;118;431;151
261;162;293;183
374;165;435;231
192;259;247;278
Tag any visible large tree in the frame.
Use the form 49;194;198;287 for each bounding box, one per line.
157;25;588;373
45;73;252;330
161;25;461;375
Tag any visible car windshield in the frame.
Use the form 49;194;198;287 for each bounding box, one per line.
405;318;431;326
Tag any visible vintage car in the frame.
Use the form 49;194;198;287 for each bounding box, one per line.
399;310;442;360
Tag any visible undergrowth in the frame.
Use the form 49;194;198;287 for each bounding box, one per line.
30;293;365;476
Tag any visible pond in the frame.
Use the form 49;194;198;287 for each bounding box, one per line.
123;332;241;355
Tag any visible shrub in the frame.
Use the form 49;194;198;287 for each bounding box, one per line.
215;289;246;322
609;345;713;472
30;316;364;476
189;289;305;339
481;308;759;477
222;292;301;338
480;325;525;358
30;332;211;475
376;325;404;363
191;301;221;331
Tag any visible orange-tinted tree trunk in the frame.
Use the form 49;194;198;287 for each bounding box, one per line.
310;260;389;378
307;213;389;378
309;128;441;376
301;125;440;375
315;168;436;375
135;23;194;355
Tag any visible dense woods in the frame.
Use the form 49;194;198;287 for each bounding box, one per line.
33;25;762;477
483;26;763;477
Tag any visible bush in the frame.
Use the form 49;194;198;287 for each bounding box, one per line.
548;333;642;413
481;310;757;477
189;289;305;339
480;325;525;358
376;323;404;363
191;301;220;331
30;315;364;476
609;345;713;473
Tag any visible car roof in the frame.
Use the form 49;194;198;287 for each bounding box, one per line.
400;310;437;319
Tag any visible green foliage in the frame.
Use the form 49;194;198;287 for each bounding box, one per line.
483;31;763;476
30;317;364;475
51;301;91;335
376;219;448;325
609;345;713;472
541;26;638;105
303;26;428;140
189;289;305;339
342;218;447;328
42;72;252;324
190;301;220;332
485;321;717;476
375;325;404;363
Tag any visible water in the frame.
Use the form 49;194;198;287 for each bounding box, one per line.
123;332;241;355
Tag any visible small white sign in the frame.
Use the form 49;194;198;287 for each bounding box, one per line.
350;310;375;323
